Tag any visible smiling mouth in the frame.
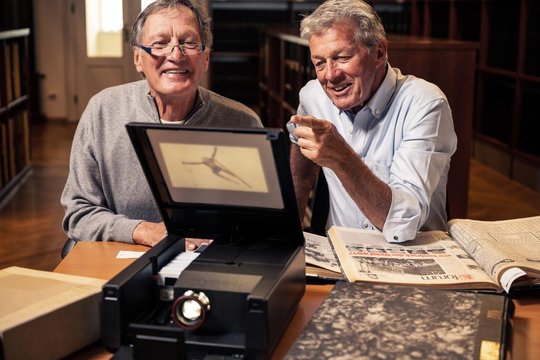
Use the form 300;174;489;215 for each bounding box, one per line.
330;83;351;95
163;69;189;75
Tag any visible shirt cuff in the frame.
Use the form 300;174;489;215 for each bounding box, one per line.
382;188;422;243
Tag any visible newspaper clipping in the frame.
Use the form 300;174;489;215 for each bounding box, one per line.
328;227;500;290
303;232;343;280
448;216;540;289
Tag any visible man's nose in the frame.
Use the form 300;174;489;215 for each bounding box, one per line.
324;61;341;81
168;44;187;59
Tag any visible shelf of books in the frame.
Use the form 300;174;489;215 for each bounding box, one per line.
364;1;540;192
474;0;540;191
366;0;482;41
0;29;31;203
209;0;324;108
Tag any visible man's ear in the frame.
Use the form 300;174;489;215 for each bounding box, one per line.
203;49;210;72
375;38;388;68
133;47;144;73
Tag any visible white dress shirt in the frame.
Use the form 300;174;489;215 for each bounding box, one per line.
289;64;457;242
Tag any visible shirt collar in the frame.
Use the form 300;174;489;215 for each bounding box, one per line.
365;63;397;121
343;109;357;122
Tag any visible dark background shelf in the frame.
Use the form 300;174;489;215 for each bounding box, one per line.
0;29;32;203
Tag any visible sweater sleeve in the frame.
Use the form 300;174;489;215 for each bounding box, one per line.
60;99;140;243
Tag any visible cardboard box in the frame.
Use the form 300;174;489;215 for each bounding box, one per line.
0;266;106;360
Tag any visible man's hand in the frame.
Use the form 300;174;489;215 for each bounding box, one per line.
132;222;214;251
290;115;353;169
289;114;391;230
133;221;167;247
185;238;213;251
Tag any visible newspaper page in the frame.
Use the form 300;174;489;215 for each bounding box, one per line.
448;216;540;292
303;232;343;280
327;226;500;291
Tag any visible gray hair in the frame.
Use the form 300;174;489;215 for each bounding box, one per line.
300;0;386;49
131;0;213;49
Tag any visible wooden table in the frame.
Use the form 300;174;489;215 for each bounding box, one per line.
55;242;540;360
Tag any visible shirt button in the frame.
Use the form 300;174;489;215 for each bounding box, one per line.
363;224;369;228
375;109;380;115
393;235;399;241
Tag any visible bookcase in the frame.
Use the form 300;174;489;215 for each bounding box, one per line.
259;31;477;220
0;29;31;203
367;0;482;41
473;0;540;191
209;0;324;108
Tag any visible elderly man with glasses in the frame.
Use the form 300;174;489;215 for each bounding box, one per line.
61;0;262;248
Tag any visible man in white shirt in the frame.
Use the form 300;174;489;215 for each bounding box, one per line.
288;0;457;243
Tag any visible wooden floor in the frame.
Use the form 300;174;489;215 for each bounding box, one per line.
1;121;540;272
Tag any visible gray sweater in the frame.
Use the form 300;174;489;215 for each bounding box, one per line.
61;80;262;243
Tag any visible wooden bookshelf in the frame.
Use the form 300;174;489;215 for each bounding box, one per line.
209;0;324;108
474;0;540;191
338;1;540;191
0;29;31;204
259;31;478;220
363;0;482;41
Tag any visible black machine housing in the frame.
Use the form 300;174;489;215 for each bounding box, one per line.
100;124;306;359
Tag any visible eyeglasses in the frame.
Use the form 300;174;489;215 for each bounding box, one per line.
137;42;206;57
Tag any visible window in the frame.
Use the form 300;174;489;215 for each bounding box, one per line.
85;0;123;57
